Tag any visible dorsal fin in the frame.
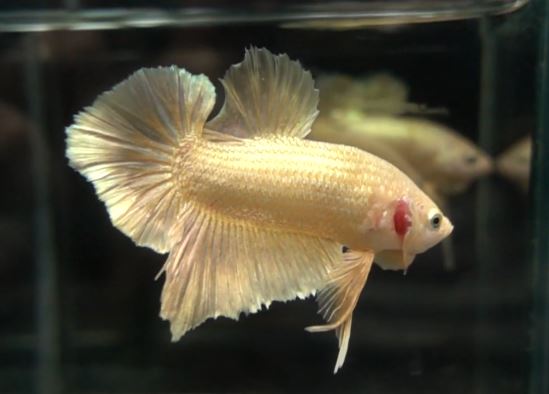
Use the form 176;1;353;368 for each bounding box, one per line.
207;47;319;139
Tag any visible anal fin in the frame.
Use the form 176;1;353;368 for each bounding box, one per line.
306;250;374;373
158;203;342;340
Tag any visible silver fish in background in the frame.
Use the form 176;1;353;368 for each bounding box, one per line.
497;135;531;191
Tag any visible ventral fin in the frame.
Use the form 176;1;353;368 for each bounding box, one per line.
66;67;216;253
158;204;342;340
306;250;374;374
207;47;319;139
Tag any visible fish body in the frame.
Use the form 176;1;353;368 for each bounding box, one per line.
496;135;531;191
184;135;427;253
66;48;453;373
311;115;430;192
313;110;493;195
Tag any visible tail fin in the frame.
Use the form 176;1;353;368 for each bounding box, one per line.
66;67;215;253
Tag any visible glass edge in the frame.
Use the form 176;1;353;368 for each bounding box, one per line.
0;0;530;33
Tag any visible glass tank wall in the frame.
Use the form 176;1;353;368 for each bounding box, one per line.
0;1;546;393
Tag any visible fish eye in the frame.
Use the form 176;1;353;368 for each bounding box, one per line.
428;210;442;230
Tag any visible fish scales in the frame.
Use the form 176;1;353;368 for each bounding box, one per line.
179;136;416;247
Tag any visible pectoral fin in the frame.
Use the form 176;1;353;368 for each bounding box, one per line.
306;250;374;373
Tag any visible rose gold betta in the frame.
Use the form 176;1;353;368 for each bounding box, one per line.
66;48;453;373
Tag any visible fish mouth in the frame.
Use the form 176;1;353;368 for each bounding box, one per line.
443;218;454;238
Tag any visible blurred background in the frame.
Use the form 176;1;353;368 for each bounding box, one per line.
0;1;547;393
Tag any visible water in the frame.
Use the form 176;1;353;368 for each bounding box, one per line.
0;1;545;393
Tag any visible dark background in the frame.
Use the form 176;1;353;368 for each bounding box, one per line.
0;2;538;393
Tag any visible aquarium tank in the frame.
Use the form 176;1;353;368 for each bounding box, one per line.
1;0;548;393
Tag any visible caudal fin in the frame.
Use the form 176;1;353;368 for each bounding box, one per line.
306;250;374;373
66;66;215;253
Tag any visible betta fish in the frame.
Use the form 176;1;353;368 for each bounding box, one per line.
497;135;531;191
65;48;453;373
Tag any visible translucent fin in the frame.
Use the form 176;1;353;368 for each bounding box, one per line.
66;66;216;253
317;74;356;113
359;73;448;116
358;73;409;106
158;205;342;340
207;47;319;139
317;73;447;116
306;250;374;373
318;73;406;114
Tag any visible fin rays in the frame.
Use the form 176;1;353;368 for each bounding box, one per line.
160;205;341;339
207;47;319;139
66;67;216;253
306;250;374;373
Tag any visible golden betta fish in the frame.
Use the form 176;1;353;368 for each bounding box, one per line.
313;110;493;195
497;135;531;191
65;48;453;373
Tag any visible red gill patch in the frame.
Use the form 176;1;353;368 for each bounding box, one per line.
393;199;411;238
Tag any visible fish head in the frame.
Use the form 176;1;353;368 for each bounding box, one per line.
374;194;453;271
432;134;493;194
